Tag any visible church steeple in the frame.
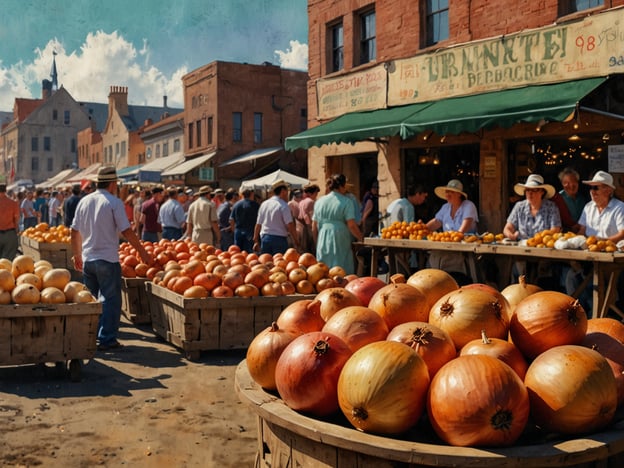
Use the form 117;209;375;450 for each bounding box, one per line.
50;51;58;91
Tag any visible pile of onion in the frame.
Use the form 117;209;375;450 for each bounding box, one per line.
246;322;298;390
406;268;459;312
322;306;389;352
368;283;429;330
500;275;542;311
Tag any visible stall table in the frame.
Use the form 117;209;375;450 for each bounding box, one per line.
362;237;624;319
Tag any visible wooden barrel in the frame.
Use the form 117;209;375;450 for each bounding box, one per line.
235;360;624;467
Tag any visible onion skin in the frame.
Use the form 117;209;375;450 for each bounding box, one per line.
500;275;542;311
276;299;325;335
525;345;617;435
429;288;509;350
386;321;456;379
406;268;459;311
510;291;587;359
315;287;362;322
427;355;529;447
582;318;624;406
322;306;389;352
460;330;528;380
275;332;352;417
368;283;429;330
246;322;298;390
338;341;430;434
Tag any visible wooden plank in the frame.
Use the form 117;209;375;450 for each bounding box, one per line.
197;307;219;350
121;277;151;324
220;305;255;350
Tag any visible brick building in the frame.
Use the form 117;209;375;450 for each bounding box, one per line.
176;61;308;190
289;1;624;232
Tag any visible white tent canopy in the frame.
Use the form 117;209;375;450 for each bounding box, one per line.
240;169;309;191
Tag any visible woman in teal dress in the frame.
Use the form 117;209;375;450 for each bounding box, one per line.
312;174;364;275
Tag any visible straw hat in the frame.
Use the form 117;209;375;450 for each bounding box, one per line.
271;179;290;191
196;185;213;196
96;166;119;183
514;174;555;199
434;179;467;199
582;170;615;189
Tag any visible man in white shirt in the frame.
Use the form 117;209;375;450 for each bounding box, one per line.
253;180;300;255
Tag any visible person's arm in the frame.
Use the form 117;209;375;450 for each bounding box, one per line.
346;219;363;243
121;227;153;265
70;228;83;272
426;218;441;232
312;220;319;245
458;218;474;233
360;199;372;227
608;229;624;243
503;221;519;240
211;220;221;245
286;221;300;249
252;223;262;252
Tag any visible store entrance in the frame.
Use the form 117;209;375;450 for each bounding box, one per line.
403;144;480;222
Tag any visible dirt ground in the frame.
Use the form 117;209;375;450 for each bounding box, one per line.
0;318;258;467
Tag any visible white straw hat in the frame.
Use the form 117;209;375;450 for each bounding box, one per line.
582;170;615;189
514;174;555;199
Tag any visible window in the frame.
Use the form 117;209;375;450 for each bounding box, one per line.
156;144;161;158
359;10;376;65
146;148;152;159
43;136;51;151
425;0;449;46
233;112;242;142
560;0;603;14
115;142;120;157
330;22;344;72
254;113;263;144
64;110;70;125
121;141;126;157
208;117;213;145
196;120;202;147
163;142;169;157
108;145;113;163
71;138;76;153
31;157;39;172
47;158;53;172
173;138;181;152
52;109;58;120
188;122;194;148
31;137;38;151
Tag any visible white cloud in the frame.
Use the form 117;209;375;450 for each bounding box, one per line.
275;40;308;71
0;31;187;111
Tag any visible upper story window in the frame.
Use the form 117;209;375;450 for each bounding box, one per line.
163;142;169;157
359;10;376;65
31;137;38;151
43;136;51;151
188;122;194;149
233;112;242;143
330;22;344;72
196;120;202;147
560;0;603;15
64;110;70;125
52;109;58;120
254;113;263;144
173;138;181;152
425;0;449;47
208;117;214;145
156;144;161;158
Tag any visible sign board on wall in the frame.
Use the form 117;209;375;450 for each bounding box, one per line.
608;145;624;173
199;167;214;181
316;64;387;119
388;8;624;106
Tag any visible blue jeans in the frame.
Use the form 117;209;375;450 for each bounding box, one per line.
142;231;159;242
260;234;288;255
83;260;122;346
162;226;183;240
235;229;254;252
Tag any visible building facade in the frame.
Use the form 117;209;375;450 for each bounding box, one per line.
179;61;308;190
294;0;624;232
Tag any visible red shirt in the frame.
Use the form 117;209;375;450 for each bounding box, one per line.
0;194;20;230
141;198;161;233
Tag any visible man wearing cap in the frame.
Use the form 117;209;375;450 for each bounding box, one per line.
64;184;82;227
158;187;187;240
566;170;624;312
0;181;20;259
185;185;220;246
230;188;260;252
71;165;153;351
253;180;299;255
141;186;164;242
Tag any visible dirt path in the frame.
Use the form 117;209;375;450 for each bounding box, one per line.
0;319;257;467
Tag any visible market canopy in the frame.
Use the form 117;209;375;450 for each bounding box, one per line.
240;169;309;191
65;163;102;184
285;77;609;150
138;154;185;182
38;168;79;188
219;147;282;167
161;152;216;177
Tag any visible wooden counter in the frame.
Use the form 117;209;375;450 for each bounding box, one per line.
362;237;624;319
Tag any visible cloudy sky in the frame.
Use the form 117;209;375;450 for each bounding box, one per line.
0;0;308;111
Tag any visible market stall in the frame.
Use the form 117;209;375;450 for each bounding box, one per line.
362;237;624;319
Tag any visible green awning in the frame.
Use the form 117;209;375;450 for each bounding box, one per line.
285;77;608;150
400;77;607;139
285;102;432;151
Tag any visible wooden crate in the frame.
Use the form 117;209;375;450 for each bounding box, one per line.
19;235;73;269
146;282;316;360
121;277;151;324
0;302;101;367
235;361;624;468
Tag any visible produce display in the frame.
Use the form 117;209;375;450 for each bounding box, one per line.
21;222;71;243
118;239;355;298
0;255;97;305
245;269;623;448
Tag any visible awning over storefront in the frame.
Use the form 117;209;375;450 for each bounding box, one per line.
219;147;282;167
38;168;80;188
65;163;102;184
138;154;186;183
285;77;609;150
117;164;143;180
161;152;216;177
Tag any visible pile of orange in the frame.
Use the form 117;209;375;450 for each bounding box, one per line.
427;231;464;242
21;223;71;243
380;221;429;240
585;235;619;253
